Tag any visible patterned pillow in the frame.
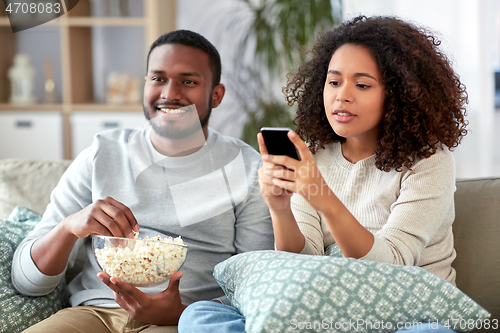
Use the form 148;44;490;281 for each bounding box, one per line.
0;207;68;333
214;250;491;333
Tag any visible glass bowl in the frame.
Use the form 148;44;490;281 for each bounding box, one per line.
92;235;188;287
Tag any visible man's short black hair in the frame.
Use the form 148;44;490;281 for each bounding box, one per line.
146;30;222;87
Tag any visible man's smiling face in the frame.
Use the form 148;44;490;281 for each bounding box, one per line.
143;43;223;140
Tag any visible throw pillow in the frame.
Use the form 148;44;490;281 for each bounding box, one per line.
325;243;344;257
0;207;68;333
214;250;491;333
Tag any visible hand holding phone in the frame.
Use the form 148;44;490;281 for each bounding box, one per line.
260;127;300;160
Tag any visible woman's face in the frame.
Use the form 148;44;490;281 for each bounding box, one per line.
323;43;385;145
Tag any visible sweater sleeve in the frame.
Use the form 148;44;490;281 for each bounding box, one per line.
11;142;96;296
360;148;456;266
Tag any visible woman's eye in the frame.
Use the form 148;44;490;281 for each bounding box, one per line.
329;81;340;86
357;84;370;89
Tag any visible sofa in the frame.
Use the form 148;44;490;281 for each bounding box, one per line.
0;158;498;332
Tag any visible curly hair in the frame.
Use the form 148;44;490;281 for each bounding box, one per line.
284;15;468;171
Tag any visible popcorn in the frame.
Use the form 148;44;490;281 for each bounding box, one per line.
95;235;187;286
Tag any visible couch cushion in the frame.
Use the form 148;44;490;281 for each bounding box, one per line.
0;159;72;219
453;177;500;323
0;206;68;333
214;250;490;333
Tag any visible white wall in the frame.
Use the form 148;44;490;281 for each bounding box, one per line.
343;0;500;178
175;0;500;177
176;0;254;139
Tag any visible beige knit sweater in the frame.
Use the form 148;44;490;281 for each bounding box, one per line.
292;142;457;285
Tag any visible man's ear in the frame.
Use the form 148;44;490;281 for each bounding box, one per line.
211;83;225;108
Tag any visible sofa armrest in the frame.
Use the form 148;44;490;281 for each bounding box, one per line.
453;177;500;324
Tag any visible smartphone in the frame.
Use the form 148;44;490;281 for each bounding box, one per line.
260;127;300;160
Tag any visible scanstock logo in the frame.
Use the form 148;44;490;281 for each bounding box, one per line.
3;0;79;33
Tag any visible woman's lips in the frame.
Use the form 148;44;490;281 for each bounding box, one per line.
333;109;356;123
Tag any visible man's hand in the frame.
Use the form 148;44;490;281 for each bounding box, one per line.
31;197;139;276
63;196;139;240
97;271;186;326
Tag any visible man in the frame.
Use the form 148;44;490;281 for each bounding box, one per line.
12;30;274;332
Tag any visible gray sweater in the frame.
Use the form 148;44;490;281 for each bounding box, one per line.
294;142;457;285
12;127;274;306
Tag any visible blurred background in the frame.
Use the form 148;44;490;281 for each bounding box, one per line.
0;0;499;179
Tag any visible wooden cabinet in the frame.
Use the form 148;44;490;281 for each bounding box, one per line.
0;0;175;159
71;111;146;157
0;111;63;160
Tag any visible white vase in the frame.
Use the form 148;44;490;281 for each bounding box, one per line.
8;54;36;104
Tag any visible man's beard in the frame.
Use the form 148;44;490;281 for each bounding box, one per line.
144;100;212;140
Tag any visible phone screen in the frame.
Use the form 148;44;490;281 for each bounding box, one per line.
260;127;300;160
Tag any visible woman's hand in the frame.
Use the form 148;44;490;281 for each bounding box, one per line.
257;133;294;212
260;131;334;214
257;131;306;253
259;131;374;258
62;196;139;240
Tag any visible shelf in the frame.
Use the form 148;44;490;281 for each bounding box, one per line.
0;17;10;26
0;17;144;27
67;17;146;26
0;103;142;112
0;17;63;27
71;103;143;112
0;0;175;159
0;103;63;111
